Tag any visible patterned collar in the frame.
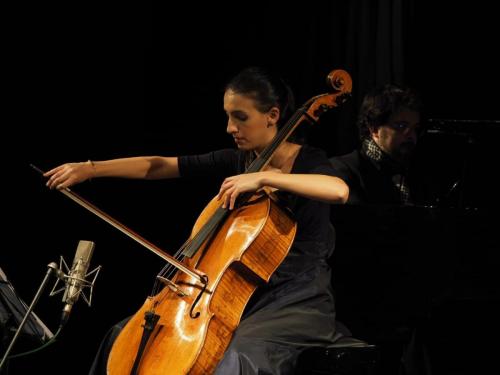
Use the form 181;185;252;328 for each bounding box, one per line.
361;138;412;204
362;138;384;163
361;138;406;174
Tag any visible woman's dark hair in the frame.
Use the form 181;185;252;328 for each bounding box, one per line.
225;66;295;129
357;84;421;140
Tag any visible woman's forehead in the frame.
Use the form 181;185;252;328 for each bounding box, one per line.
224;90;257;111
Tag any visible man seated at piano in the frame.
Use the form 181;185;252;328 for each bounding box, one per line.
329;84;423;206
328;83;498;375
328;84;440;374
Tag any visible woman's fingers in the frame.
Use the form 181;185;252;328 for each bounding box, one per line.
218;177;235;202
217;178;229;200
43;164;63;177
46;164;84;189
229;189;239;210
219;174;262;209
221;186;240;210
47;170;64;189
50;170;69;189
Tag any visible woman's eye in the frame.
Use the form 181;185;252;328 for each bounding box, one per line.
235;114;248;121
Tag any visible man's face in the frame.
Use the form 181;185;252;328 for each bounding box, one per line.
370;108;421;164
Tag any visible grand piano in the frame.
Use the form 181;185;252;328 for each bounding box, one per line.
328;120;499;374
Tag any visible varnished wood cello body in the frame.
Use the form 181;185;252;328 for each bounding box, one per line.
104;70;353;374
108;187;296;374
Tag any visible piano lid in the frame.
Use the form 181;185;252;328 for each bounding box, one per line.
425;118;500;135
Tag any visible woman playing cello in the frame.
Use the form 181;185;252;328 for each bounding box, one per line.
45;66;349;374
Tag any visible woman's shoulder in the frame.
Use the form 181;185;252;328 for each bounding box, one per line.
178;148;248;177
299;144;329;159
294;144;333;173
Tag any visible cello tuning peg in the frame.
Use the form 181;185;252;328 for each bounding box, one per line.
335;93;351;105
314;104;330;117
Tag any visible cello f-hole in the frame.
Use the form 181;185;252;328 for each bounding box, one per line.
190;275;209;319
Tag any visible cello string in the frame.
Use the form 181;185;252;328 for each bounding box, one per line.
152;205;228;296
151;108;305;297
245;108;304;173
150;107;307;296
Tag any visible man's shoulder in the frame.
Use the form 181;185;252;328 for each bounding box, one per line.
329;149;363;170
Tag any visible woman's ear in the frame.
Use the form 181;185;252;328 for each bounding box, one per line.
267;107;280;127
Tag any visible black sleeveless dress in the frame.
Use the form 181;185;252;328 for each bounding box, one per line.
89;145;340;375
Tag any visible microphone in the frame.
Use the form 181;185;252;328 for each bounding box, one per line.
60;240;95;326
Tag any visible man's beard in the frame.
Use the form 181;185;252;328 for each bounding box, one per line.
394;142;416;165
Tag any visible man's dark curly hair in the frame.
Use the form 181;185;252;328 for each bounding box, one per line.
357;84;421;140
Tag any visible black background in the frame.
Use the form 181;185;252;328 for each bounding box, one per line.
3;2;499;374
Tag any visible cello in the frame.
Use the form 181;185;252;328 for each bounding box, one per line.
42;69;351;374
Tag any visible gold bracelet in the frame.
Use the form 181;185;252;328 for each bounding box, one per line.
88;160;96;180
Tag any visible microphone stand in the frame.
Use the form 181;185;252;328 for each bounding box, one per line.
0;262;59;371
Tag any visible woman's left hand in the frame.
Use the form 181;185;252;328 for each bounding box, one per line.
217;172;270;210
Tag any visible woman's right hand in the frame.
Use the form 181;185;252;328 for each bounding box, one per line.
44;161;95;189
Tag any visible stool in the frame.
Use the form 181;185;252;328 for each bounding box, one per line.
295;336;380;375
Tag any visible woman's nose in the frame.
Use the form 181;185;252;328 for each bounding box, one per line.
227;119;237;134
